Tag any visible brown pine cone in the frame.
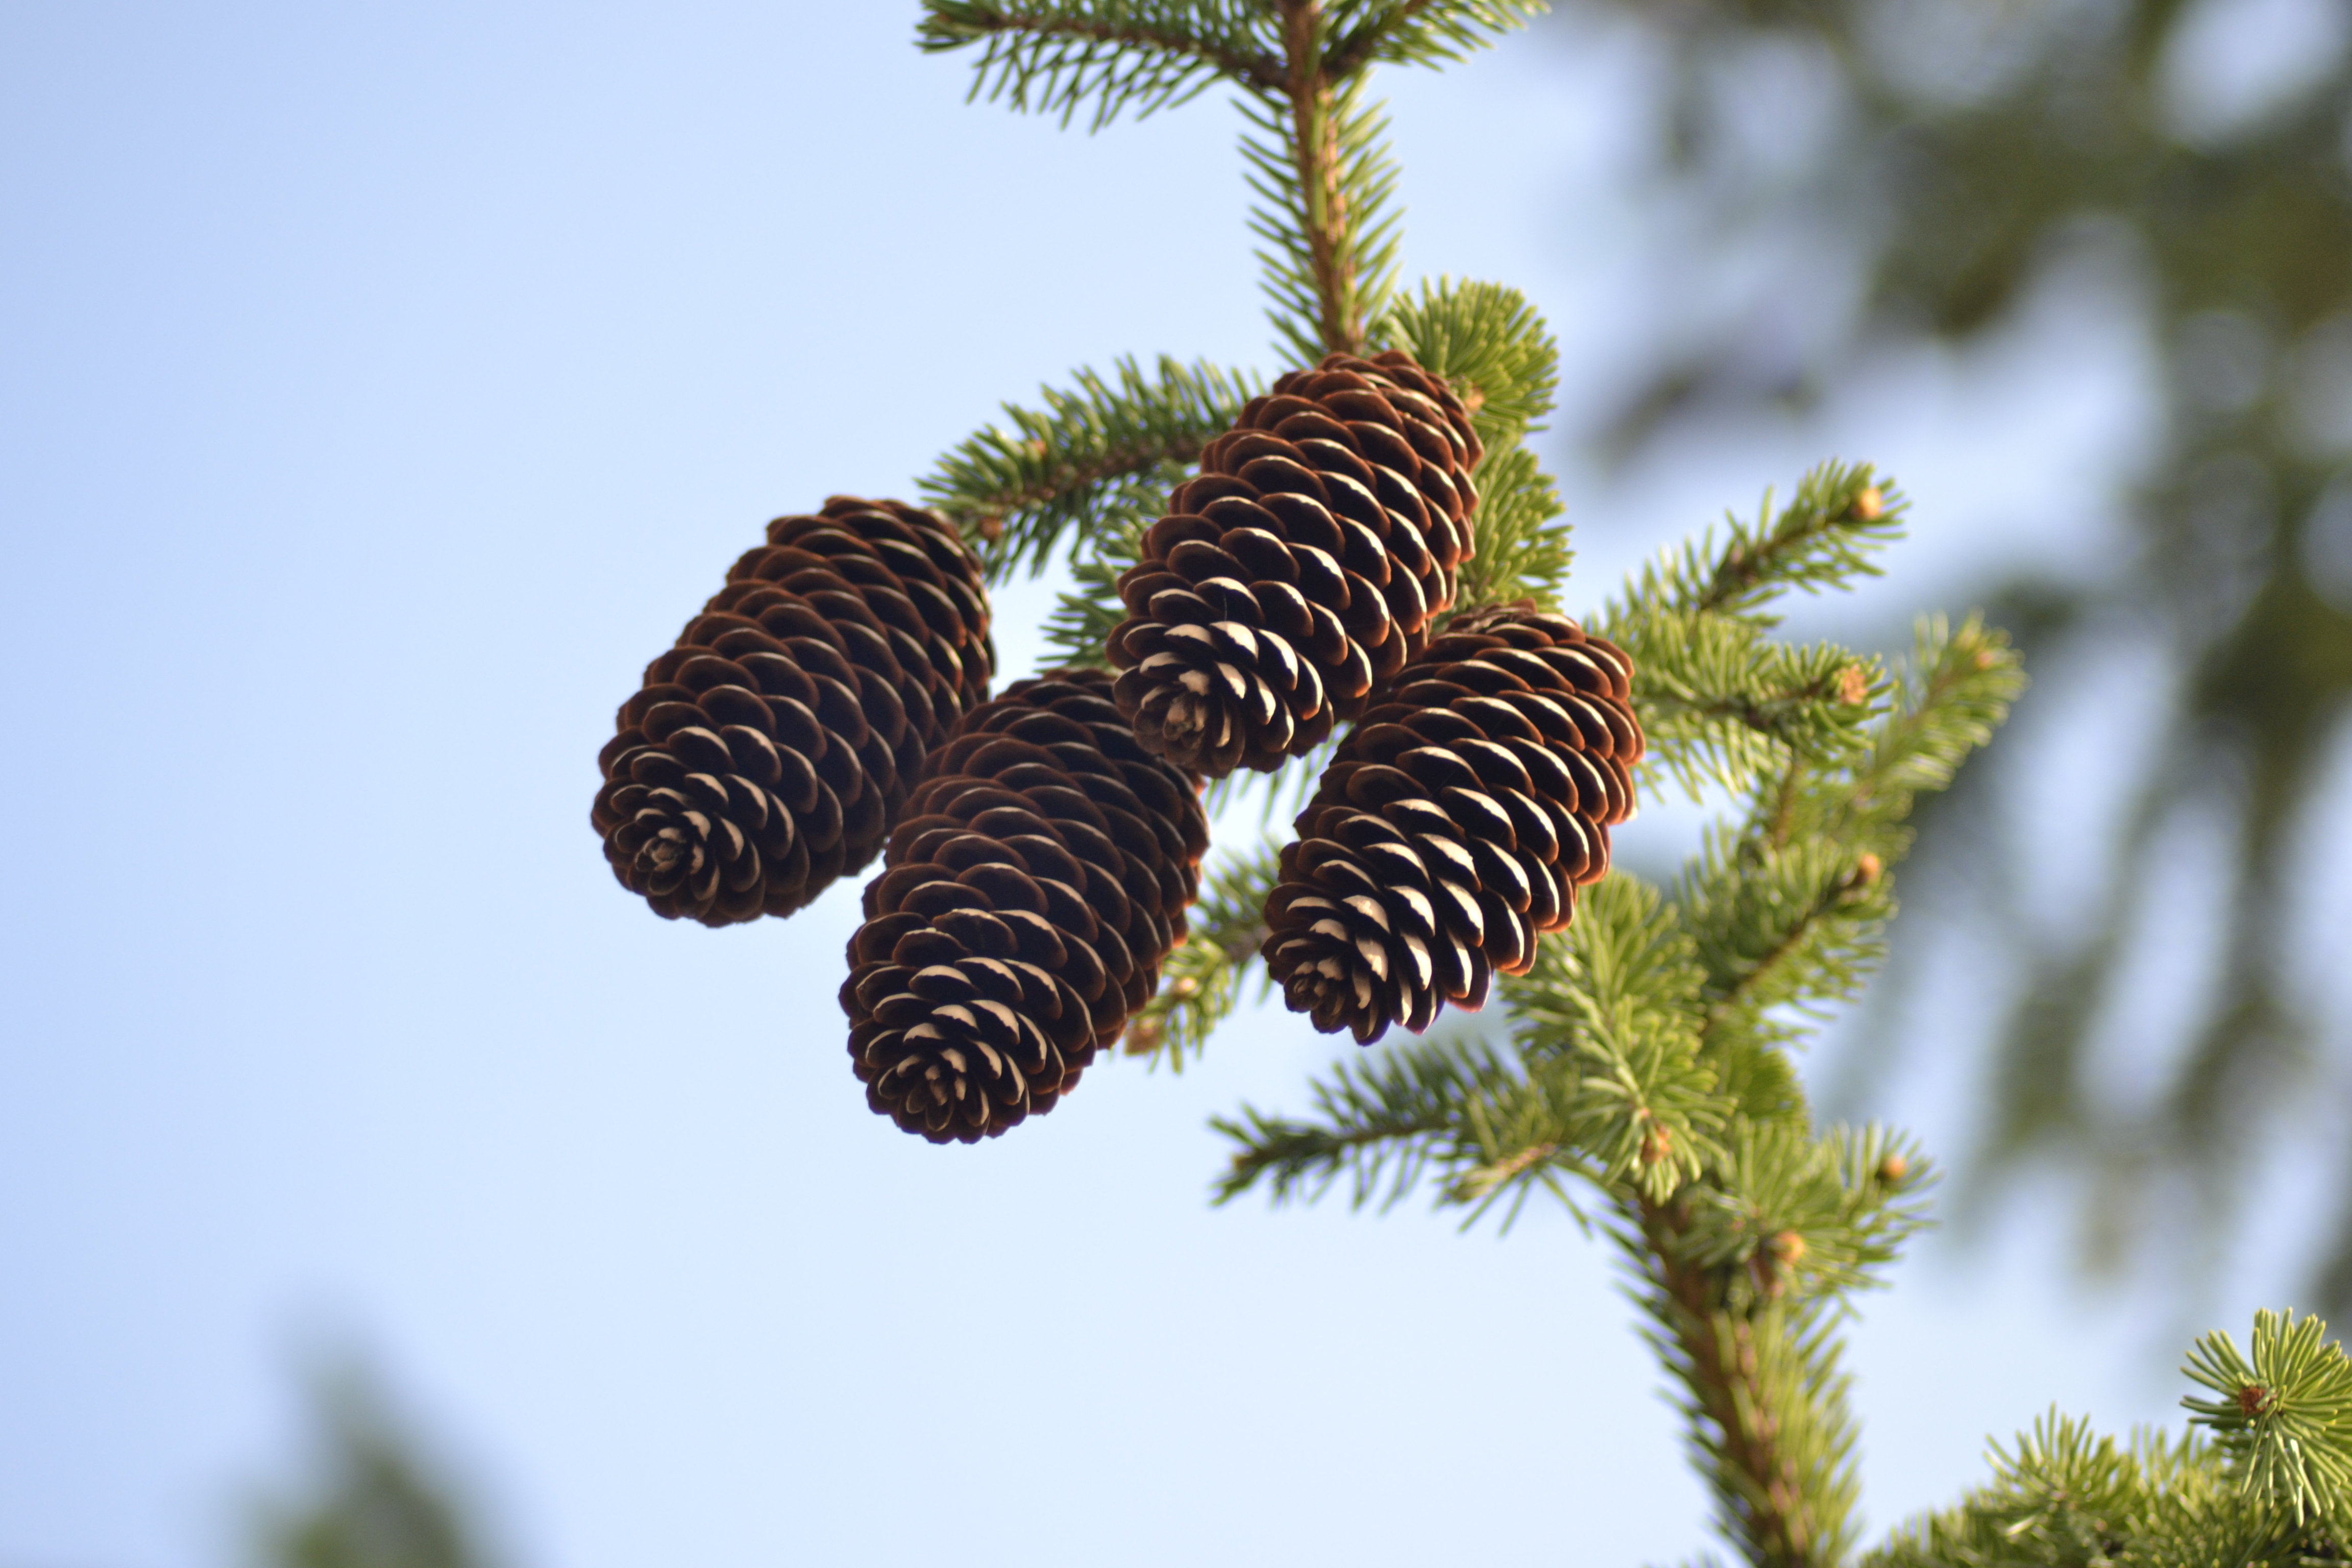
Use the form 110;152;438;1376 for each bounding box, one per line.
592;497;994;926
1106;349;1484;777
1261;605;1643;1043
842;669;1209;1144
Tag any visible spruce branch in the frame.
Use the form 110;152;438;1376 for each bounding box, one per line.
2185;1310;2352;1531
921;355;1257;576
1842;612;2026;828
1502;874;1725;1203
1683;825;1887;1055
1677;616;2022;1068
1041;514;1141;670
1374;276;1560;450
1320;0;1548;80
1613;615;1884;801
1859;1350;2352;1568
918;2;1285;127
1449;445;1573;614
1609;464;1904;632
1212;1034;1527;1209
1629;1195;1863;1568
1378;281;1571;612
1240;67;1401;361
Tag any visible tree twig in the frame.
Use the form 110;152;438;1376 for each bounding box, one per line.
1636;1191;1821;1568
947;6;1288;94
1320;0;1441;80
1277;0;1361;356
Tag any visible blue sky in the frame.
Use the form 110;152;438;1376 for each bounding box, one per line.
5;4;2340;1565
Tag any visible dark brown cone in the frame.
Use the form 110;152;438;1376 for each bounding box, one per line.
592;497;994;926
1261;605;1644;1044
841;669;1209;1144
1106;349;1484;778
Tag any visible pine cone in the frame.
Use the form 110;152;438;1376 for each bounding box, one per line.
1261;606;1643;1043
592;497;994;926
1107;349;1484;777
842;669;1209;1144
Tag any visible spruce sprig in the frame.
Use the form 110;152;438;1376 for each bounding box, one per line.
1376;280;1572;613
1239;69;1403;360
1451;445;1574;614
1211;1034;1529;1210
1319;0;1549;79
1861;1350;2352;1568
2185;1310;2352;1530
917;2;1285;127
1612;463;1904;627
1374;276;1560;450
920;355;1256;576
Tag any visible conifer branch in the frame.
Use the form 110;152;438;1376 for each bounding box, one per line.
1863;1316;2352;1568
922;355;1257;577
1702;880;1852;1039
1619;1128;1925;1568
1607;464;1904;635
1633;1192;1853;1568
919;3;1286;126
1620;631;1882;801
1696;471;1901;620
1212;1036;1525;1208
1239;4;1402;361
1446;446;1571;615
1378;281;1571;613
1281;1;1353;355
1320;0;1547;80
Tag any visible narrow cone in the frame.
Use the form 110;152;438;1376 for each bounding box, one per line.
592;497;994;925
843;669;1209;1143
1262;605;1644;1043
1107;350;1483;777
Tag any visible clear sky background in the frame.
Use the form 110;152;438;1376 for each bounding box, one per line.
6;4;2346;1565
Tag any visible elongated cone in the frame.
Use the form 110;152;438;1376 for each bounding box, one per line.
592;497;994;925
1106;350;1482;777
842;669;1209;1143
1261;606;1643;1043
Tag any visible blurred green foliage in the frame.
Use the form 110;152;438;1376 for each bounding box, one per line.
1556;0;2352;1307
251;1366;501;1568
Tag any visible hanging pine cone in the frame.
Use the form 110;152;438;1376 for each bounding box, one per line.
1106;349;1484;777
842;669;1209;1144
592;497;994;926
1261;605;1643;1043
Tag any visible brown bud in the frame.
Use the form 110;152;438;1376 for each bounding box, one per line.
1837;664;1870;705
1842;852;1884;901
1121;1016;1164;1058
978;513;1005;543
1850;486;1884;521
2237;1383;2272;1417
1876;1152;1910;1185
1771;1230;1807;1264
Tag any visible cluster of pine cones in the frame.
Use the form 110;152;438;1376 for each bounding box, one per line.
591;351;1644;1143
